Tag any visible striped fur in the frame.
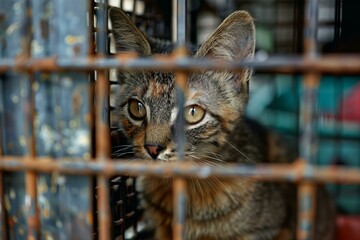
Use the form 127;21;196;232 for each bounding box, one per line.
110;7;335;240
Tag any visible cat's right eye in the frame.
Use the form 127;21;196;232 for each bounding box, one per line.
184;105;206;125
128;99;146;120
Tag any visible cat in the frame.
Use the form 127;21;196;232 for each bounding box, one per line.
109;7;335;240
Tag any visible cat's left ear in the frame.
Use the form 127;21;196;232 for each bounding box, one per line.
109;7;151;55
196;11;255;83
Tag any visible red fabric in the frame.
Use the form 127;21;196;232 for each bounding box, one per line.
336;215;360;240
338;83;360;122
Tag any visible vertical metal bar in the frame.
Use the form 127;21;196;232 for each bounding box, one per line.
173;0;187;240
22;0;40;239
300;74;319;166
172;0;177;42
297;73;320;240
0;65;6;239
24;76;40;240
1;0;33;238
0;179;4;240
96;0;108;56
176;0;187;46
131;0;137;21
304;0;319;57
88;3;97;237
0;105;5;240
173;178;187;240
96;1;111;240
297;181;317;240
293;0;305;53
297;0;320;239
89;0;96;56
334;0;342;44
97;176;110;240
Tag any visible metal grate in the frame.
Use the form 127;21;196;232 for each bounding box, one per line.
0;0;359;240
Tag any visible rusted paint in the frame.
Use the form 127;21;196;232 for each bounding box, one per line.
174;47;189;161
0;172;5;240
40;19;49;40
0;77;5;239
0;157;360;184
297;183;316;240
96;68;111;240
172;5;189;232
97;176;111;240
95;1;111;239
173;178;187;240
2;55;360;74
24;72;40;240
298;0;320;239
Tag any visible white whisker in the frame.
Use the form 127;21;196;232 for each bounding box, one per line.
225;140;254;163
112;151;135;158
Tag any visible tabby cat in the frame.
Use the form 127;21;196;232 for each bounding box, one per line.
109;7;335;240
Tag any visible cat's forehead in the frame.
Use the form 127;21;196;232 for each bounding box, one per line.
144;71;215;102
151;71;174;85
143;71;175;99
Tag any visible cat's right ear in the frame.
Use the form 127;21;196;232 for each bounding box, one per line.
196;11;255;61
109;7;151;55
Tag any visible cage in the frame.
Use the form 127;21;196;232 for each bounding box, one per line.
0;0;359;240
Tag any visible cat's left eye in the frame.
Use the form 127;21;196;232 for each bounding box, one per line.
184;105;205;125
128;99;146;120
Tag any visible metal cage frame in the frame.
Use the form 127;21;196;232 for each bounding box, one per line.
0;0;360;240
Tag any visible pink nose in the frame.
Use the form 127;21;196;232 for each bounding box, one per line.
144;144;164;159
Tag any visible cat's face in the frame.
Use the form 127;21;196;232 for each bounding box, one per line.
110;8;255;162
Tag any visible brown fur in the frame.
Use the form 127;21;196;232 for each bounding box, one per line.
109;7;335;240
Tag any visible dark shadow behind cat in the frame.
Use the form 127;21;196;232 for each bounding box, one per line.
109;7;335;240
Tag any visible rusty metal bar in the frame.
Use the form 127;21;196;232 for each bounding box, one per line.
0;174;4;240
300;74;320;166
97;175;110;240
0;56;5;240
172;0;188;239
0;173;4;239
89;0;96;55
2;54;360;73
173;50;188;240
173;178;187;240
95;1;111;240
22;0;40;239
0;0;31;238
0;102;5;240
1;158;359;183
297;74;319;240
24;75;40;240
176;0;187;46
334;0;342;44
297;182;317;240
297;0;320;239
303;0;319;57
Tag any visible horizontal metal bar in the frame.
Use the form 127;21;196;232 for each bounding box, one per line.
0;157;359;184
1;55;360;74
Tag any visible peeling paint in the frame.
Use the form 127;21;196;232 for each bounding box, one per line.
65;35;83;45
11;94;19;103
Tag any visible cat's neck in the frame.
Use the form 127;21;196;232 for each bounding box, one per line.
219;117;268;164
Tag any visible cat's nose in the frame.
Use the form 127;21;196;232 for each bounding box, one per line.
144;144;165;159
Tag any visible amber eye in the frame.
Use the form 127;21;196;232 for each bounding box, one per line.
128;99;146;120
184;105;205;125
